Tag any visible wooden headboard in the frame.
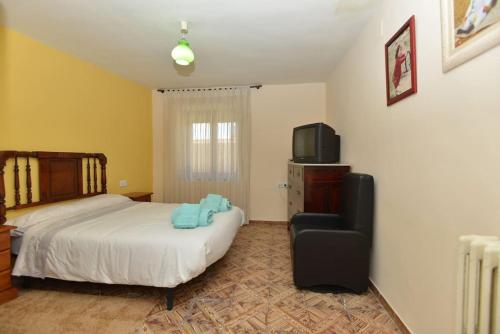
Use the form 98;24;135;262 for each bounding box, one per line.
0;151;107;225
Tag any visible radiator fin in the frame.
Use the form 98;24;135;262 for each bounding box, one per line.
456;235;499;334
490;267;497;334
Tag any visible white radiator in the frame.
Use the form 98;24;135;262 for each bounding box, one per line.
457;235;500;334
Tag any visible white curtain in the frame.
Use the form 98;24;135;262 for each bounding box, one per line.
163;87;251;219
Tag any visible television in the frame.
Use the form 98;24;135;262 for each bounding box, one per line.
292;123;340;163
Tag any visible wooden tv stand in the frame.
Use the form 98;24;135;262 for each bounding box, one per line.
287;162;351;227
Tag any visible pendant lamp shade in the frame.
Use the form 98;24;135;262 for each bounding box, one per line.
171;38;194;65
171;21;194;66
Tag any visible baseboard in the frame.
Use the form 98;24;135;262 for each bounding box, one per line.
249;220;288;224
369;280;412;334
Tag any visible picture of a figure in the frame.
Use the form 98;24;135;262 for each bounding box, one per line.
385;16;417;106
454;0;500;47
391;44;409;96
387;28;412;99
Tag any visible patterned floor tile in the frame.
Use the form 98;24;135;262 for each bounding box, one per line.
142;222;402;333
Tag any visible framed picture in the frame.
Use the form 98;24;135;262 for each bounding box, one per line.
385;16;417;106
441;0;500;72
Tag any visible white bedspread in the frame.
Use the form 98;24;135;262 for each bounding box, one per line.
12;199;242;288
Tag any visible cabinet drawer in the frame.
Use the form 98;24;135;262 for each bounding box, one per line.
288;203;303;220
294;166;304;181
294;196;304;212
304;166;350;183
294;182;304;198
0;232;9;252
0;270;11;291
288;197;303;211
288;199;303;221
289;173;304;193
288;185;304;203
0;251;9;272
288;205;295;221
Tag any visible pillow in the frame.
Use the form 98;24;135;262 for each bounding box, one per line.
6;194;131;231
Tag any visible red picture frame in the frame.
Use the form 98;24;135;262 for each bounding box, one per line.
385;16;417;106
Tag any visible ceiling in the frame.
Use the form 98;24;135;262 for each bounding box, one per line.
0;0;378;89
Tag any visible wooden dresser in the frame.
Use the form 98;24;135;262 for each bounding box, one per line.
287;162;351;224
0;225;17;305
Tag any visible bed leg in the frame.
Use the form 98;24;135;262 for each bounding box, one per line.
22;277;31;289
166;288;174;311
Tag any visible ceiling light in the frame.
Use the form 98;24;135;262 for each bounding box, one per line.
171;21;194;66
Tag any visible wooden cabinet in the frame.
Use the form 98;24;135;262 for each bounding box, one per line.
0;226;17;305
123;192;153;202
287;162;350;224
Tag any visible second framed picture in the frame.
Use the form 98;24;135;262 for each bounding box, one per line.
441;0;500;72
385;15;417;106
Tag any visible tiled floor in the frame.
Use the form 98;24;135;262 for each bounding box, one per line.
0;222;402;333
141;222;402;333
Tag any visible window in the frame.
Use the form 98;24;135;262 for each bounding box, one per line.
192;122;211;141
189;121;238;180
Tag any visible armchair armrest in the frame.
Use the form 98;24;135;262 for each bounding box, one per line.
291;213;344;231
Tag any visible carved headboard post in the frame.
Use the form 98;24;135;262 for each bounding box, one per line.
14;156;20;206
97;154;107;194
0;152;7;225
26;156;32;204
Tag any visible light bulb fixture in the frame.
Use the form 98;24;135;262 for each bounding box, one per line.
171;21;194;66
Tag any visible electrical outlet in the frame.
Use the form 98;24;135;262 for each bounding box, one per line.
278;182;288;189
119;180;128;188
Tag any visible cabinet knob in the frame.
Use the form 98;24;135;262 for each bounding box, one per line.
296;190;301;195
289;201;292;206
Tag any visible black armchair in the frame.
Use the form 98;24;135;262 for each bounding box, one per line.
290;173;374;293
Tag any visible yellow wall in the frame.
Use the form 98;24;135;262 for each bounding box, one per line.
0;26;152;210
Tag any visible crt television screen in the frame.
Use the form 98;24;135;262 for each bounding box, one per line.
295;127;315;157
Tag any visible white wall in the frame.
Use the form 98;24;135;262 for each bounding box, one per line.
325;1;500;333
250;83;326;221
152;83;327;221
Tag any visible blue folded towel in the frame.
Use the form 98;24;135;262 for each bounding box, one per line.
172;204;201;229
172;203;200;219
198;208;215;227
173;215;199;229
200;194;232;213
206;194;223;202
218;198;232;212
200;198;220;212
172;203;215;229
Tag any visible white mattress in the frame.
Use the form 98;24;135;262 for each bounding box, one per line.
10;197;243;288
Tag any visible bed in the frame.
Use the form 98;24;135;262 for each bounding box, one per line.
0;151;243;309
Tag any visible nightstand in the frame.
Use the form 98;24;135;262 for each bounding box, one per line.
123;192;153;202
0;225;17;305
